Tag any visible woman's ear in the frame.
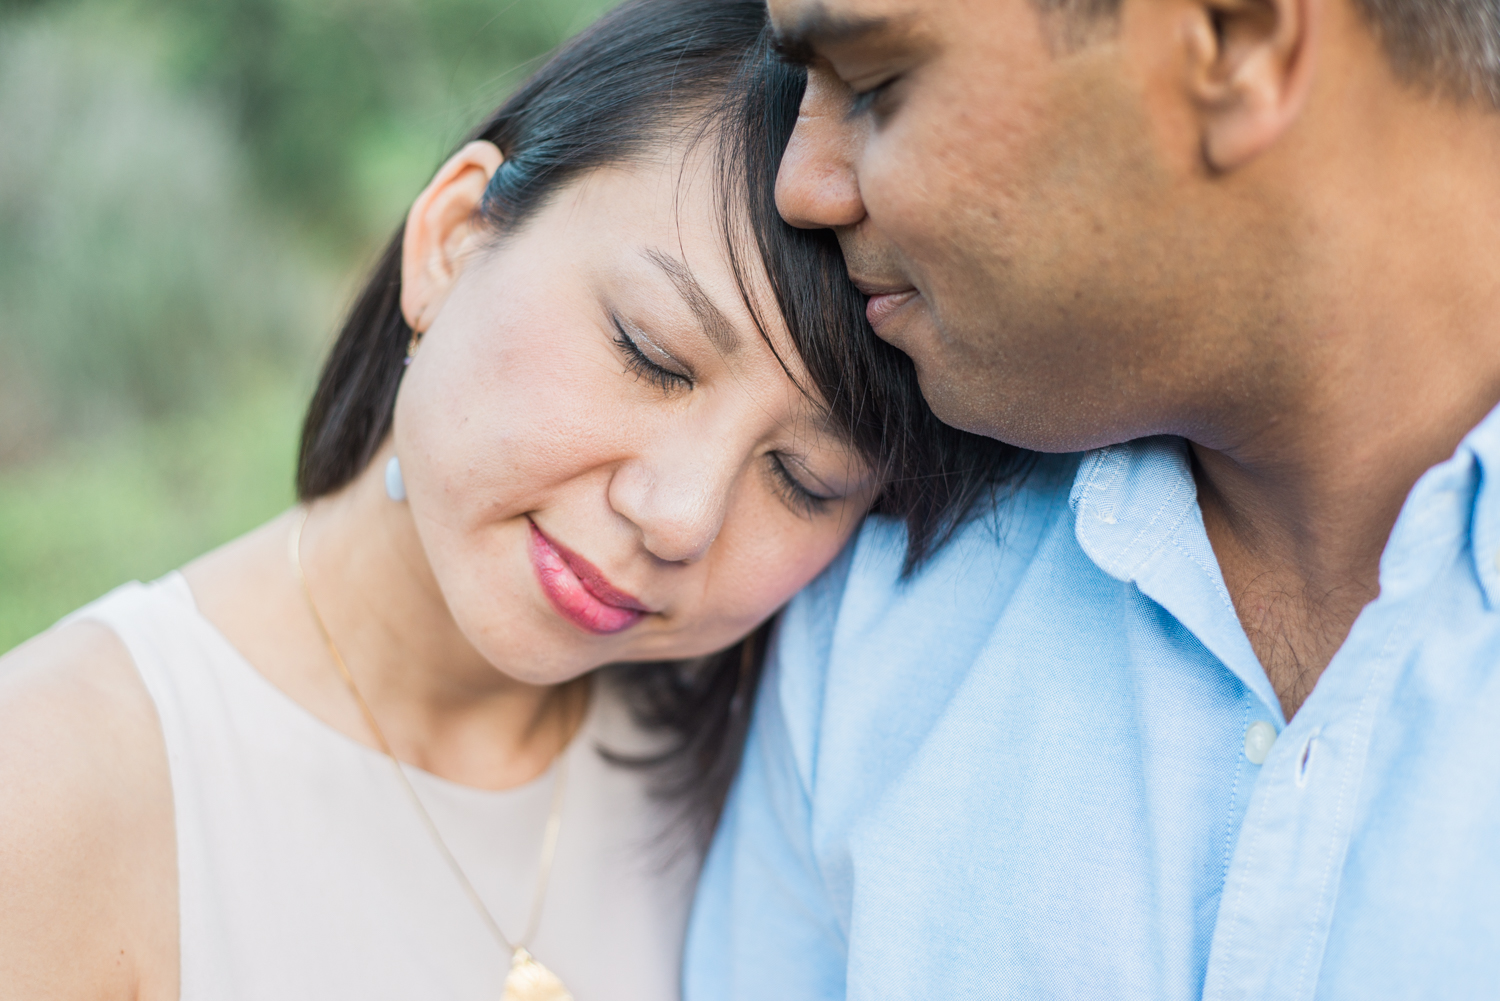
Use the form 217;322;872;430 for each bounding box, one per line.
1177;0;1320;172
400;141;505;334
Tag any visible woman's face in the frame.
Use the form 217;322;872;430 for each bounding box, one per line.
393;144;876;684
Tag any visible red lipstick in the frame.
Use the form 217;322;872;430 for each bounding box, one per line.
528;521;647;635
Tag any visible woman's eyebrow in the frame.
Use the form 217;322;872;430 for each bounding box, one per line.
644;248;740;356
638;248;846;444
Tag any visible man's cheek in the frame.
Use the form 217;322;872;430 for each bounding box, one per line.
862;140;944;258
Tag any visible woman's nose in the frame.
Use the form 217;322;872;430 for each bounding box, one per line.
608;448;737;565
775;69;867;231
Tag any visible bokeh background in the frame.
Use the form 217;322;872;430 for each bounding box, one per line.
0;0;615;651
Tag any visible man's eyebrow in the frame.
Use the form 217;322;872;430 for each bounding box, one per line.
644;248;740;356
772;6;891;65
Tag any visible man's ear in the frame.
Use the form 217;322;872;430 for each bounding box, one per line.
1179;0;1319;171
400;141;505;334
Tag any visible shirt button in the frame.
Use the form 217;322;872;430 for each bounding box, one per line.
1244;721;1277;765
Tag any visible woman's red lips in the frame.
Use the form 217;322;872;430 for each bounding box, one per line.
528;521;648;635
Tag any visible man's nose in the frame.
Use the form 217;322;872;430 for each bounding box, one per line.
775;73;866;230
608;446;738;565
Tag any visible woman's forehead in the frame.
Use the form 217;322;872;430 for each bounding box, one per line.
561;164;811;365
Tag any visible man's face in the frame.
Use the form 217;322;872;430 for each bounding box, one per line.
769;0;1227;451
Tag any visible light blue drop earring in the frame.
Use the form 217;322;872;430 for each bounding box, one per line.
384;456;406;502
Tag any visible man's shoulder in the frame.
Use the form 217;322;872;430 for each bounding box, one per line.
769;453;1082;738
787;451;1082;647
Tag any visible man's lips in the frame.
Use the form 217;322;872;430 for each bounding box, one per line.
861;287;919;333
528;522;648;635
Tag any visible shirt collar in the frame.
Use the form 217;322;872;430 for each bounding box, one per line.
1069;436;1279;718
1068;436;1200;584
1069;402;1500;683
1469;405;1500;610
1401;399;1500;612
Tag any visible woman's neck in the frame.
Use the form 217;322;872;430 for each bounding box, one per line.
183;456;586;791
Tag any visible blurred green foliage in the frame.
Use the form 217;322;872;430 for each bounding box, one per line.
0;8;322;460
0;375;306;649
114;0;614;247
2;0;615;249
0;0;615;651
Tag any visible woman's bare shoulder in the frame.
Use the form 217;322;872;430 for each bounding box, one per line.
0;619;162;784
0;621;178;1000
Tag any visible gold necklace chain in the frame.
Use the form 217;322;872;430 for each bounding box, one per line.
291;509;574;999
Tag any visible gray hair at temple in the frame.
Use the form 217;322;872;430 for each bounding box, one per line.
1354;0;1500;105
1046;0;1500;107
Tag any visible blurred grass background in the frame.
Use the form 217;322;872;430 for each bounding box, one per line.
0;0;615;651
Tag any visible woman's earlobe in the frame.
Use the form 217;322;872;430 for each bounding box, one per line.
399;141;506;333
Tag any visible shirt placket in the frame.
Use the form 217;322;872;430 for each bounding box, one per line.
1201;458;1476;1001
1200;597;1419;1000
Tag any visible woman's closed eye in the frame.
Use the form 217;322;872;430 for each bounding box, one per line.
613;315;693;393
768;452;836;519
611;312;838;518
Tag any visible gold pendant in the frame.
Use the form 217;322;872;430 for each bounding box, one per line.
503;947;573;1001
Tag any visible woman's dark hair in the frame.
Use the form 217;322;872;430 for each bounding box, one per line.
297;0;1031;845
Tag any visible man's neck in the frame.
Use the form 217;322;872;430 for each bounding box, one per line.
1177;77;1500;720
1190;285;1500;721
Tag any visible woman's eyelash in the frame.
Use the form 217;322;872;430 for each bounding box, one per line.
613;317;692;392
610;315;830;517
769;453;833;518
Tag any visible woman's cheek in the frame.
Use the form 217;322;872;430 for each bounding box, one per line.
726;511;867;630
784;529;851;595
413;379;609;531
725;527;847;622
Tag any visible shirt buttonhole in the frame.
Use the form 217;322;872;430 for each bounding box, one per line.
1295;729;1320;788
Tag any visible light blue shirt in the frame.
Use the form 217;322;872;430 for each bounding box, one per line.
685;408;1500;1000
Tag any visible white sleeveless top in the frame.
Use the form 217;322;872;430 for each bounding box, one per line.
70;573;697;1001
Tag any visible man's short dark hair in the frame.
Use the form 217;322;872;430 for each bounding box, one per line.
1044;0;1500;108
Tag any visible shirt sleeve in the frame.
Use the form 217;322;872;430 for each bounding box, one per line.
682;558;852;1001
